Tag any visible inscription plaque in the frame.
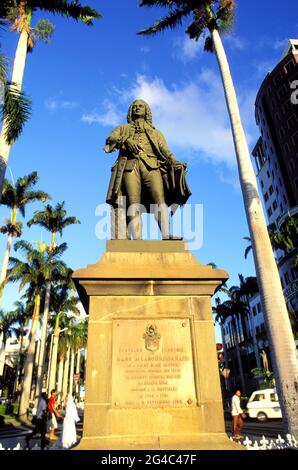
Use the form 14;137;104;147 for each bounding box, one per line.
112;319;197;408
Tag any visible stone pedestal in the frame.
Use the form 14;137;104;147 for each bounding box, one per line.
72;241;240;450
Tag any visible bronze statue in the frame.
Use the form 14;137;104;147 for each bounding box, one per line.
104;99;191;239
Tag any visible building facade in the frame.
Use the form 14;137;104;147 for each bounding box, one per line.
221;40;298;393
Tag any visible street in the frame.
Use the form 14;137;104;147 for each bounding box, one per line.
0;413;284;450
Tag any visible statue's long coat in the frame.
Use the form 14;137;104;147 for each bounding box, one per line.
104;122;191;208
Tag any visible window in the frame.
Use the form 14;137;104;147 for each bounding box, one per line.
285;61;295;73
275;162;278;170
282;101;291;114
270;393;279;402
269;185;274;195
252;393;266;402
273;200;278;211
291;268;297;280
285;272;290;285
276;186;279;195
279;127;285;138
253;306;257;316
275;113;280;123
280;203;283;212
279;177;282;186
267;170;270;178
264;192;269;202
257;303;262;313
283;195;287;204
261;179;264;188
292;133;298;146
267;207;272;217
289;159;295;171
288;114;298;129
277;85;287;99
284;143;290;155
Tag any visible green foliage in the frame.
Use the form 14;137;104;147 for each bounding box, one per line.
251;367;275;389
138;0;236;43
0;82;31;144
27;201;80;237
33;19;55;43
27;0;101;25
269;215;298;267
1;171;50;217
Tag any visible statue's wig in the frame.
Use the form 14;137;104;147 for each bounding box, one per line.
127;99;153;126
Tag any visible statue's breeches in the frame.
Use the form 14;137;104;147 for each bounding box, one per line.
122;159;165;206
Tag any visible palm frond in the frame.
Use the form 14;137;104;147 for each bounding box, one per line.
204;36;214;52
1;82;31;144
138;6;192;35
216;0;235;34
28;0;101;25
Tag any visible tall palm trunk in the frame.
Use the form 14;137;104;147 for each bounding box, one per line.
0;233;13;307
232;317;246;394
0;335;6;379
57;356;64;394
69;349;75;396
47;317;60;394
0;207;18;306
0;27;29;195
34;281;51;403
19;293;40;418
75;349;80;396
13;326;25;398
211;27;298;437
246;298;262;369
62;347;70;400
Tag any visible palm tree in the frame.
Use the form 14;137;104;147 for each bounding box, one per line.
235;274;261;369
7;239;66;417
213;296;229;370
138;0;298;436
0;309;17;378
221;298;247;393
0;35;32;151
270;215;298;268
0;1;101;196
27;202;80;401
47;282;79;394
10;300;30;397
27;201;80;249
0;171;50;305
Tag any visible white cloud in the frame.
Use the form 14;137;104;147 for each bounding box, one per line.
273;38;288;50
126;72;256;168
81;99;122;127
45;97;79;111
173;36;203;62
82;71;257;171
223;35;249;51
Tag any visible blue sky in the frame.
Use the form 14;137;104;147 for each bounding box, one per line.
0;0;297;339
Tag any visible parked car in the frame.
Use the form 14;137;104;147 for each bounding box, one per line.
246;388;282;421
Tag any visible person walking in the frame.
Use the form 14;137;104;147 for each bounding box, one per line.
47;389;62;441
25;392;48;449
61;394;80;449
231;389;245;439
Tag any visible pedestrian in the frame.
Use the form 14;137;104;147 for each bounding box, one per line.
47;389;62;441
61;394;80;449
231;389;245;439
25;392;48;449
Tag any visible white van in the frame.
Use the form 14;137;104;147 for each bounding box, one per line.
246;388;282;421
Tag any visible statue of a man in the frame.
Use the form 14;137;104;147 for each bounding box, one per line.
104;99;191;239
